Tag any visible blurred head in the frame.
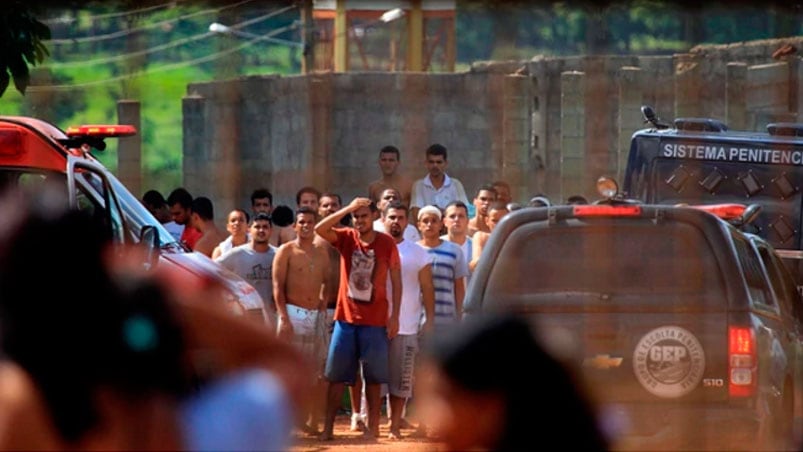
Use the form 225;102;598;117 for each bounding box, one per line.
142;190;171;224
417;314;607;451
0;187;190;444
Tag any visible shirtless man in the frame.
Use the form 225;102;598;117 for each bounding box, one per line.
469;201;510;272
273;206;331;434
367;145;412;206
467;184;497;236
189;196;227;257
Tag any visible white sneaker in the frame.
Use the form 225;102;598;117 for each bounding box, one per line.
350;413;366;432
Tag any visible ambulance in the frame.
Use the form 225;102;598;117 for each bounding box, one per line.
0;116;265;319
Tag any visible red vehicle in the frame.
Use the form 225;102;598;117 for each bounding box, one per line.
0;116;266;319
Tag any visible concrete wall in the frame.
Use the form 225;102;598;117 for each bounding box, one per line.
179;36;803;222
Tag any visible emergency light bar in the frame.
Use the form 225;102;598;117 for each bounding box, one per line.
689;204;747;221
573;205;642;217
65;125;137;137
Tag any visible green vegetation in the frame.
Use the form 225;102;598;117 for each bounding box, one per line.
0;1;799;196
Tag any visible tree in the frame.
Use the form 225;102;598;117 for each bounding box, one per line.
0;2;50;97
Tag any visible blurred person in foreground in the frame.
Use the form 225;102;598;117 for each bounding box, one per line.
416;314;609;451
0;187;309;451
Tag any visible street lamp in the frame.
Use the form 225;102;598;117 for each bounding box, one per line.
208;22;304;49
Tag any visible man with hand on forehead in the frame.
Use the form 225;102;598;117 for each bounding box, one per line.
315;197;402;440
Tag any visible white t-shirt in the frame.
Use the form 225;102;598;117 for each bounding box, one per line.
373;219;421;243
164;221;184;242
386;239;431;335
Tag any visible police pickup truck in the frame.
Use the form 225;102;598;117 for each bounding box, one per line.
463;180;803;450
623;106;803;281
0;116;265;320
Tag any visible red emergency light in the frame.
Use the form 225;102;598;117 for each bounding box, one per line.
65;124;137;137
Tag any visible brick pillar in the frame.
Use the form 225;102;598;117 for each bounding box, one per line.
309;73;333;192
116;100;141;197
675;53;701;117
182;94;205;193
501;74;532;203
560;71;585;202
726;62;747;130
618;66;643;182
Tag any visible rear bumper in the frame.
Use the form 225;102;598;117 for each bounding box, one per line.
604;403;768;451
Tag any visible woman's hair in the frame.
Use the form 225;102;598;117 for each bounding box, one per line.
423;314;608;451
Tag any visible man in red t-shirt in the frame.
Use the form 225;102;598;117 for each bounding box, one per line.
167;187;202;250
315;197;401;440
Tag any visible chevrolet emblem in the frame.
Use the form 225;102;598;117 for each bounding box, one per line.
583;354;623;370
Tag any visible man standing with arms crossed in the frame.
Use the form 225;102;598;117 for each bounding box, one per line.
273;206;332;435
382;201;435;440
315;198;402;440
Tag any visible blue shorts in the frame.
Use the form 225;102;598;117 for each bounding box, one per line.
324;321;389;385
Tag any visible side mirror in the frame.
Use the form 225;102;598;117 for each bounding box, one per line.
139;225;160;270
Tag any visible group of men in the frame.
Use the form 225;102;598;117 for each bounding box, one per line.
141;142;515;441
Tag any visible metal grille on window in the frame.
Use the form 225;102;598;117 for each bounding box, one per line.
771;173;798;199
665;166;691;193
737;171;763;197
699;168;726;194
769;216;796;244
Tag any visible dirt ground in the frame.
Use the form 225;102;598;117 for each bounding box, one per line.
289;414;443;452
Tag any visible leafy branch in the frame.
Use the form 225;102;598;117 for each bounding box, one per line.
0;2;51;97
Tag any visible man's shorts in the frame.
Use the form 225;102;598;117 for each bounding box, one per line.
388;333;418;398
279;305;327;373
324;321;389;385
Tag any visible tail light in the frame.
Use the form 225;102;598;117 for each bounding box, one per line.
728;326;757;397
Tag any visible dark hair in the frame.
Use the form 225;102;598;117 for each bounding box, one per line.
426;143;448;160
422;315;607;451
296;186;321;206
271;205;294;227
0;200;189;442
379;145;400;159
475;184;498;197
191;196;214;221
319;192;342;206
252;211;273;226
444;200;469;216
383;200;408;216
142;189;166;208
230;208;250;223
250;188;273;206
296;206;318;222
166;187;193;208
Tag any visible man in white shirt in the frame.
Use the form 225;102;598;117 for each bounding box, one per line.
382;200;434;440
410;144;470;221
373;188;420;242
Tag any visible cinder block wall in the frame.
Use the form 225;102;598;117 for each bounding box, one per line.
181;36;803;223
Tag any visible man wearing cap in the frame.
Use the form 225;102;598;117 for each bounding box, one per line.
417;205;468;329
315;197;401;441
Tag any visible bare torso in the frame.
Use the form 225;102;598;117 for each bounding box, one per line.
194;226;228;257
369;176;412;206
280;240;330;311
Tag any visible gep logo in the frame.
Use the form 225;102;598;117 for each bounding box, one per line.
633;326;706;398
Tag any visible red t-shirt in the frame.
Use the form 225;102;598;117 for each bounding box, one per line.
181;226;202;250
332;228;400;326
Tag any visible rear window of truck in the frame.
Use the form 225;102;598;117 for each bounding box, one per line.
486;221;727;309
